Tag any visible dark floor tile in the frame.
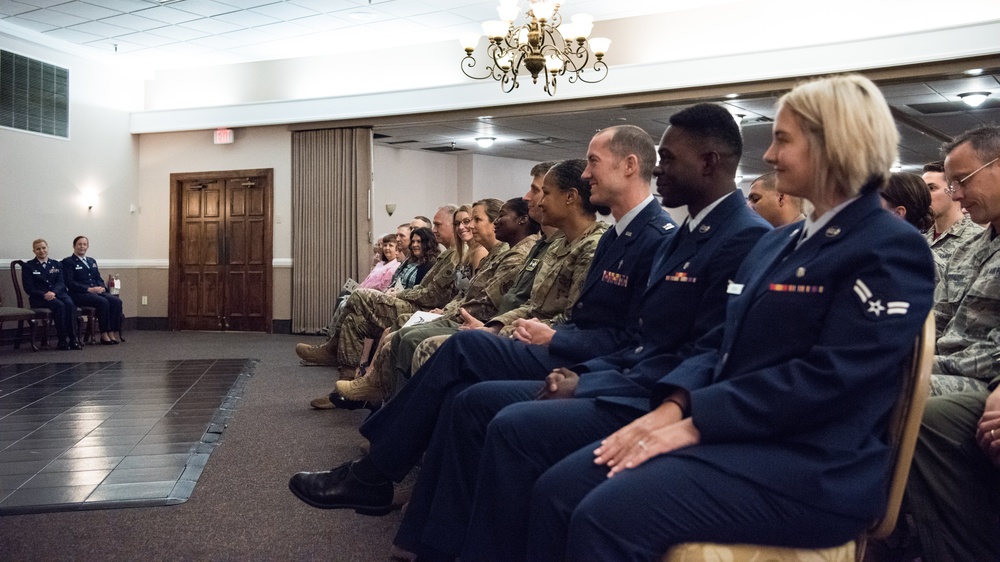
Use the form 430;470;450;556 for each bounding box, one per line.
129;442;197;456
5;437;81;451
0;447;68;463
0;484;99;508
59;445;135;459
136;431;203;445
22;469;111;488
104;465;184;485
0;459;52;475
116;453;190;470
0;473;31;490
86;481;175;502
73;434;145;448
42;456;124;473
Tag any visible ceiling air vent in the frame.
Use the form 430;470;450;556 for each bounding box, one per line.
422;145;467;153
519;137;565;145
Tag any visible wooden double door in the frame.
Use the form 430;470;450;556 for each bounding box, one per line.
168;169;273;332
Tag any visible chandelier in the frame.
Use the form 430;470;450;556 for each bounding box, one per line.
459;0;611;96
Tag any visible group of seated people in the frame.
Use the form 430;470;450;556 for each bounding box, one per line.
21;236;124;349
286;74;999;562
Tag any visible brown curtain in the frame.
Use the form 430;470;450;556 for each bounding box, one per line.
291;128;373;333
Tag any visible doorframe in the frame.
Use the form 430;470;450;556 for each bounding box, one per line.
168;168;275;332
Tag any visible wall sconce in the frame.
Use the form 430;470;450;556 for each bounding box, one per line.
385;203;397;216
82;191;98;211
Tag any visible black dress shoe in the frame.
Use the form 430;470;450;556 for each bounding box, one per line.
101;339;115;345
329;393;380;412
57;341;71;350
288;461;393;515
70;341;84;350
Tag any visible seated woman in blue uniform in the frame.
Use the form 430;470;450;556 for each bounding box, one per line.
472;75;936;562
22;238;81;350
62;236;124;345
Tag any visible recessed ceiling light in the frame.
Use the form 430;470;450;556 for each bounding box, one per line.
964;68;984;76
958;92;991;107
476;137;496;148
725;93;739;99
890;165;903;173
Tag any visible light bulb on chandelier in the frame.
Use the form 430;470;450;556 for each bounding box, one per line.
459;0;611;96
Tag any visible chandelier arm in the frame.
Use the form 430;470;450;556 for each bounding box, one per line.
566;59;609;84
461;54;498;81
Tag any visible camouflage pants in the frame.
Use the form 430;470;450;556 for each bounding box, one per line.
930;374;990;396
411;333;455;374
337;288;416;368
394;320;461;379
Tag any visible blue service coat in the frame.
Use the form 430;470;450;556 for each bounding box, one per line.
573;190;772;410
61;255;108;295
544;198;675;363
658;188;935;520
21;258;70;305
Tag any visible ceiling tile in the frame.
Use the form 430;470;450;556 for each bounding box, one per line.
100;13;167;32
115;31;178;47
212;9;278;27
132;5;202;24
43;26;103;43
179;16;241;34
288;0;357;12
250;2;320;19
292;13;352;31
215;0;281;8
2;15;56;31
148;24;210;41
170;0;240;18
0;1;38;17
16;8;88;26
70;20;136;37
14;0;68;8
85;0;151;13
49;1;121;20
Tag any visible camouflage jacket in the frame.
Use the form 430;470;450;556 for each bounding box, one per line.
491;222;608;332
441;234;539;322
926;216;983;285
934;225;1000;383
496;232;555;315
399;247;459;310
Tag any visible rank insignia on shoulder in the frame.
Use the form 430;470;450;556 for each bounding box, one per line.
854;278;909;318
663;223;675;231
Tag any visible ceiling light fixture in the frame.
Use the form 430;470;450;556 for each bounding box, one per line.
963;68;984;76
476;137;496;148
459;0;611;96
958;92;991;107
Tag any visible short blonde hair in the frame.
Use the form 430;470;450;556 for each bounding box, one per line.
777;74;898;199
32;238;47;248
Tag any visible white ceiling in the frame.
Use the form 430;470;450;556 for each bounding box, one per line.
1;0;998;180
0;0;721;68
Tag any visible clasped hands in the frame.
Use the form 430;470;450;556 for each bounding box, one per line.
593;397;699;478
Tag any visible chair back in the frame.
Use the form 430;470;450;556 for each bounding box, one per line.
10;260;29;308
868;311;935;539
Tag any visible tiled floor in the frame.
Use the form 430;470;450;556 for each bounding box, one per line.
0;359;252;515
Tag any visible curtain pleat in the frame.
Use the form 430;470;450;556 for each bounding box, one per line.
291;128;373;333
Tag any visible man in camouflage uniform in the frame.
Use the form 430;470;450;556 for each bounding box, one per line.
882;126;1000;562
297;205;458;381
923;161;982;331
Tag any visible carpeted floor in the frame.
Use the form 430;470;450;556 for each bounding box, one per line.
0;331;402;561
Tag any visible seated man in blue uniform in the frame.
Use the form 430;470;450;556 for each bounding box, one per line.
288;124;675;515
467;74;935;562
21;238;81;350
390;103;773;561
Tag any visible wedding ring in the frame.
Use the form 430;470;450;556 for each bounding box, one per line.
637;440;648;451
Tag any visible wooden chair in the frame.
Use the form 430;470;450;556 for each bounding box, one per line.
662;312;935;562
0;288;40;351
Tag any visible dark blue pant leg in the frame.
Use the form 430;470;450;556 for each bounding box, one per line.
460;398;639;562
359;329;560;482
395;380;543;556
33;295;76;342
529;445;869;562
71;292;110;329
104;294;123;331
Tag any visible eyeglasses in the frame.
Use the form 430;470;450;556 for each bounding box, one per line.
946;157;998;194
